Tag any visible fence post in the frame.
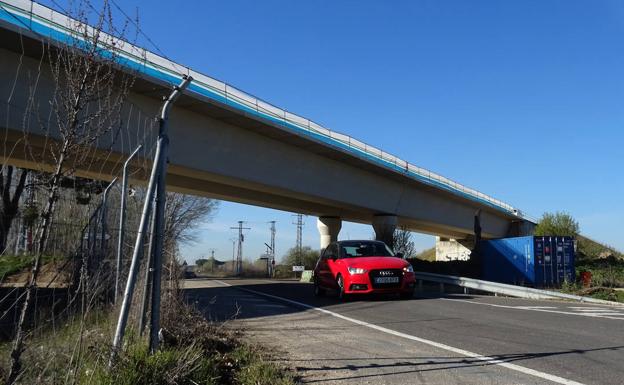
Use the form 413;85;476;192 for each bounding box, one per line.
115;145;142;304
110;144;160;365
89;207;101;265
149;76;192;353
139;202;157;336
100;178;118;257
110;76;191;364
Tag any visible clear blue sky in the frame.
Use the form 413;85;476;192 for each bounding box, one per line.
42;0;624;261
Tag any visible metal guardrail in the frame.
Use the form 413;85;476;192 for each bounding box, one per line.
0;0;530;220
415;272;624;307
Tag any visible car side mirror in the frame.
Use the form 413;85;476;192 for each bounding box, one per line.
396;252;404;259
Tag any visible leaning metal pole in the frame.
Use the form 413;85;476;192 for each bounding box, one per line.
109;141;161;365
115;144;142;304
110;76;192;364
138;202;157;336
100;178;118;256
149;75;192;353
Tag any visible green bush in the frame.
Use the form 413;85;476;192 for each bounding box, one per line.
230;346;294;385
93;344;222;385
0;254;68;278
576;256;624;288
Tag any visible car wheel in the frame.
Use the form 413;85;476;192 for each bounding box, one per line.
400;290;414;300
337;275;349;301
313;277;325;297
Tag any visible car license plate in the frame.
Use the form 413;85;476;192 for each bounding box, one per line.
374;277;399;284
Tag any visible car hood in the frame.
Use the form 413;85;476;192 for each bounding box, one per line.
342;256;409;270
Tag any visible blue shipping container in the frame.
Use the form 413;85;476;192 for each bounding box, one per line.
480;236;575;288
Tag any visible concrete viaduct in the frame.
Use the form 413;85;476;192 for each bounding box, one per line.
0;0;534;251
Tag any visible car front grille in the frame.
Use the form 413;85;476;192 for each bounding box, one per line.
369;269;403;289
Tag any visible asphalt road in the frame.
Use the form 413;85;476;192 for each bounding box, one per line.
183;278;624;385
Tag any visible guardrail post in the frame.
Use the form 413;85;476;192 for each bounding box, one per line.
418;279;422;291
439;282;444;294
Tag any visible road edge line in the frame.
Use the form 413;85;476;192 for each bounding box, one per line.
213;280;585;385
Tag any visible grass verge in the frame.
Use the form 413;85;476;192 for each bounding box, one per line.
0;295;295;385
0;254;67;279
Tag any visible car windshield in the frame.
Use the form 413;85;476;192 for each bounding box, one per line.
340;241;394;258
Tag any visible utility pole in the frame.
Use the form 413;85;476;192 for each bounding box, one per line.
230;221;250;275
269;221;276;277
207;248;216;273
229;237;236;273
292;214;304;275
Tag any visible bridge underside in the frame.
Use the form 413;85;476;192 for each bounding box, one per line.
0;24;532;243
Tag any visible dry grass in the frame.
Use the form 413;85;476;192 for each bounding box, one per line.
0;286;295;385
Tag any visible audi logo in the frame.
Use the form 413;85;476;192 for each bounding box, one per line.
379;271;393;276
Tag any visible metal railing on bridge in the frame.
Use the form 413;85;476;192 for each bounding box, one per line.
1;0;528;219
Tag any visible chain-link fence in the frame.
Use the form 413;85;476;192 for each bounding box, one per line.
0;164;154;340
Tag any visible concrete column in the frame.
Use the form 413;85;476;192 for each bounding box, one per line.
317;216;342;249
372;215;397;249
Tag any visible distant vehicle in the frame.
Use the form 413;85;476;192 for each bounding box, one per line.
313;240;415;300
182;270;197;279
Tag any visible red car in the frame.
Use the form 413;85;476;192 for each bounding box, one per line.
313;240;415;300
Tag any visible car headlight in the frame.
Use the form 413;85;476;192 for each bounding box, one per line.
403;265;414;273
348;267;368;275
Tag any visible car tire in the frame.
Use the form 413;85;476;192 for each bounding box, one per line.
337;275;349;301
313;278;325;297
400;290;414;300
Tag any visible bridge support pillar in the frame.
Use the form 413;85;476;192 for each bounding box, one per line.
317;216;342;250
372;215;398;249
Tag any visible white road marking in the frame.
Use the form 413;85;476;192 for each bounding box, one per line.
442;298;624;321
233;297;268;302
254;303;288;308
567;308;624;316
213;280;584;385
579;313;624;317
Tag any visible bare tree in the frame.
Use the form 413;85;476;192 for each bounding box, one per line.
156;193;218;323
0;166;28;254
7;1;136;382
164;192;219;251
393;226;415;258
